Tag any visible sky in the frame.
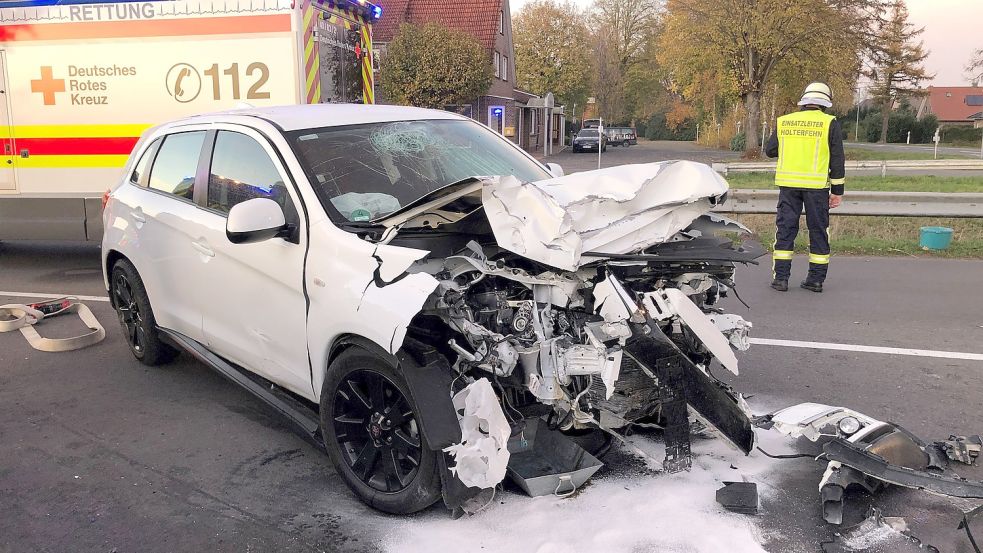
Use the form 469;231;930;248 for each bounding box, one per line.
508;0;983;86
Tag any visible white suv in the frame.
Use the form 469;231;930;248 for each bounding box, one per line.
103;104;761;515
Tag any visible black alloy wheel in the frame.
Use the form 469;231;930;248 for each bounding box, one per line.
321;347;442;514
110;259;177;366
113;271;145;355
332;369;421;493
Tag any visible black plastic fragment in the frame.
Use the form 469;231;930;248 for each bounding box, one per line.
823;438;983;499
959;504;983;553
716;481;758;514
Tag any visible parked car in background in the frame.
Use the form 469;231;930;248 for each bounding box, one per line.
606;127;638;147
571;128;607;153
582;118;601;129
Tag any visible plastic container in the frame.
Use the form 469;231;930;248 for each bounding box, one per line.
919;226;954;250
506;418;603;497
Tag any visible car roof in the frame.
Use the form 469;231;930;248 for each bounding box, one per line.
169;103;466;131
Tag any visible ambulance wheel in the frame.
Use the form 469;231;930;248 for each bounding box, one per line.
321;348;442;514
111;259;178;366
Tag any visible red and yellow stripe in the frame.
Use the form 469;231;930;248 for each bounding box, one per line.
360;24;374;104
2;124;150;168
302;0;321;104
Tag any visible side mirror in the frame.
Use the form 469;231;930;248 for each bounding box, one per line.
545;162;565;178
226;198;287;244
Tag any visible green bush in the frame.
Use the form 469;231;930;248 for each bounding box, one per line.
940;125;982;145
643;113;697;141
860;109;939;143
730;132;746;151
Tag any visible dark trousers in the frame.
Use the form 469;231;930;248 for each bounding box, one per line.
772;187;830;283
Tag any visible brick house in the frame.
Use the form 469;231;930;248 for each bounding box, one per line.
913;86;983;127
372;0;564;154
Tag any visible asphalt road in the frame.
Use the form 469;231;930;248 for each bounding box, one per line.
547;140;739;174
547;140;983;177
2;239;982;553
847;141;983;158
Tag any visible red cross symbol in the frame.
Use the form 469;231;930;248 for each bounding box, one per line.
30;66;66;106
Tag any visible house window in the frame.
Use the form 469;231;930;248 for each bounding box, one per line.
502;56;509;81
494;51;501;78
499;10;504;35
946;92;953;98
966;95;983;106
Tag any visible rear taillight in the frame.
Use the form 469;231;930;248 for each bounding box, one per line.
101;189;111;210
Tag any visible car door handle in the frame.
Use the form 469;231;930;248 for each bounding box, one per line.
191;241;215;257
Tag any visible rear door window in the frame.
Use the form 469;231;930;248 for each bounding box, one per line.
147;131;206;201
129;138;161;186
206;131;293;215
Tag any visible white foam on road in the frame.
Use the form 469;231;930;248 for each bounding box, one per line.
382;431;798;553
749;337;983;362
0;291;110;303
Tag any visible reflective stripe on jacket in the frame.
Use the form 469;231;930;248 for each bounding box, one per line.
775;110;836;189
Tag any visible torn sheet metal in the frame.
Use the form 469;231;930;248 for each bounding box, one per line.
709;314;752;352
443;378;511;489
643;288;740;375
358;272;440;354
481;161;729;271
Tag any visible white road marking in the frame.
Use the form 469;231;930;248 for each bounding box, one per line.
3;290;979;361
750;337;983;362
0;291;110;303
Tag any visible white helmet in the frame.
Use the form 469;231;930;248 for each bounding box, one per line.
798;82;833;108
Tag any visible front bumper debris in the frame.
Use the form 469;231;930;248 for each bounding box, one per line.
761;402;983;525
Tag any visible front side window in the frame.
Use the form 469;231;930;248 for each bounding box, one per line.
147;131;206;200
502;56;509;81
207;131;291;215
290;119;550;223
494;51;501;78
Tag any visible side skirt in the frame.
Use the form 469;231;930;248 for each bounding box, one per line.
159;328;322;443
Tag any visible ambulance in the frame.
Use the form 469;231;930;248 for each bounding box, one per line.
0;0;381;241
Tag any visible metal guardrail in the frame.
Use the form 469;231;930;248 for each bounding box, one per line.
715;190;983;217
713;159;983;176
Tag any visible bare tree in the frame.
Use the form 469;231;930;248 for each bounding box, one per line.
965;48;983;86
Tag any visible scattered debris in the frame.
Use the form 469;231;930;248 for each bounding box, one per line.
715;481;758;514
937;435;982;466
762;402;983;524
820;508;939;552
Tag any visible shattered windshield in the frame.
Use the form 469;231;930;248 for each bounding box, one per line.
289;119;551;222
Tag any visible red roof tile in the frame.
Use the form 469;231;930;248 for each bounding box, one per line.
927;86;983;122
374;0;503;50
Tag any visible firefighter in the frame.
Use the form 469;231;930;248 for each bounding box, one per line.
764;82;845;293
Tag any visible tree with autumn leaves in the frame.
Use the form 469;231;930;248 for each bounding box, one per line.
381;23;493;109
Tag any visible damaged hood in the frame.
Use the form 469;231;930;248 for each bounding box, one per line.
483;161;730;271
378;161;731;272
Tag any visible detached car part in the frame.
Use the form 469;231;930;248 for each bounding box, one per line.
765;403;983;525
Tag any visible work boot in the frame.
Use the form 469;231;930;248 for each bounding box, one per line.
770;279;788;292
800;280;823;293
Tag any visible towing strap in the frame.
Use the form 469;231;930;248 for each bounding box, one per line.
0;297;105;352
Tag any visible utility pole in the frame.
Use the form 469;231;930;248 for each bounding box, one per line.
598;117;603;170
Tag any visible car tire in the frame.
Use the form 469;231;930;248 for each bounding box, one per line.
110;259;178;366
320;347;442;515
